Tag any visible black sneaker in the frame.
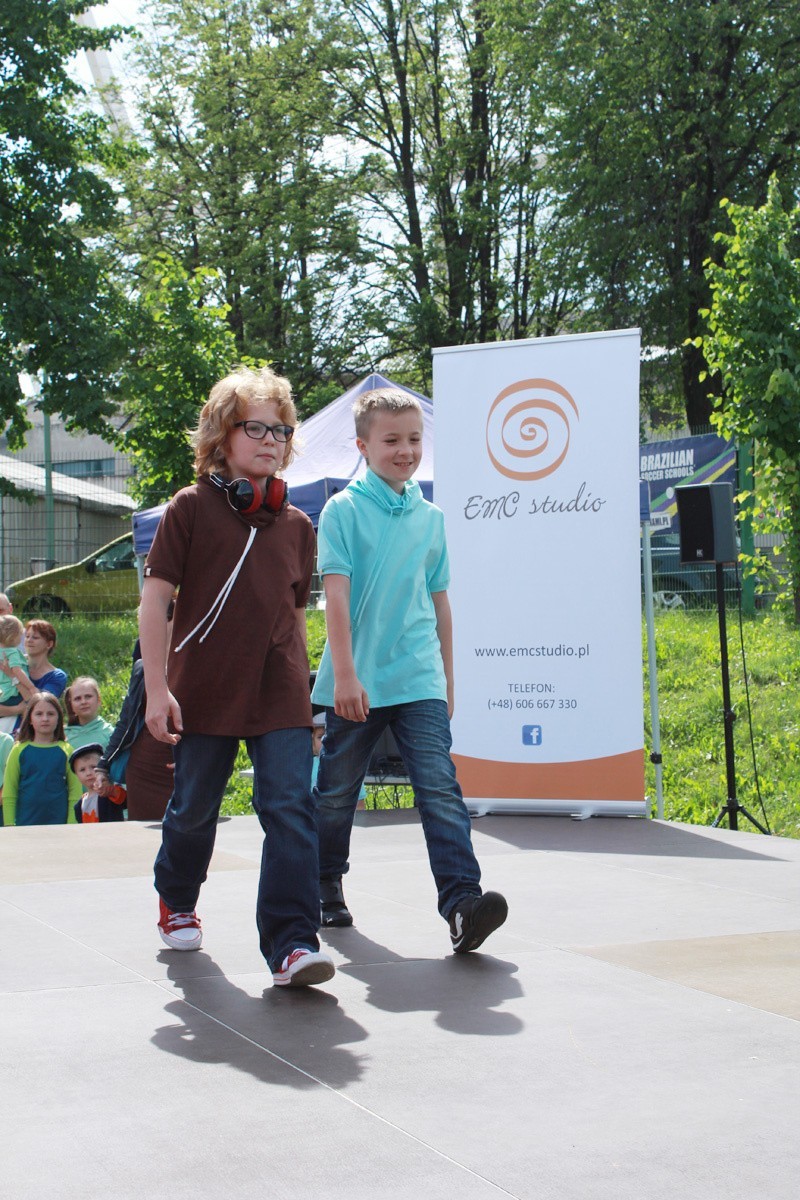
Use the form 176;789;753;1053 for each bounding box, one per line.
320;878;353;928
449;891;508;954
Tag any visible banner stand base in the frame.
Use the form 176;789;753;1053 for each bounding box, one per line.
465;798;649;818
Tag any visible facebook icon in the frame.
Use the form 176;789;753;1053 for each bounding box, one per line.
522;725;542;746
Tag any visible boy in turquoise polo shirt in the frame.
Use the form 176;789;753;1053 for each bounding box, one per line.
312;387;508;953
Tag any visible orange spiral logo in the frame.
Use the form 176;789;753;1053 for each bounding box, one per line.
486;378;579;480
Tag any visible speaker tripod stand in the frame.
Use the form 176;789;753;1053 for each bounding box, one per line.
711;562;770;834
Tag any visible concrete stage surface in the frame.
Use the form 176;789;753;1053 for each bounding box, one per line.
2;812;799;1199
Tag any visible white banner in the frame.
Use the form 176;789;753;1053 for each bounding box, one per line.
433;330;645;815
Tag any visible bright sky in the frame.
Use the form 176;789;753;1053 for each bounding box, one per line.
72;2;146;123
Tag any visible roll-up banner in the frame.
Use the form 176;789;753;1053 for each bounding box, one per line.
433;329;646;816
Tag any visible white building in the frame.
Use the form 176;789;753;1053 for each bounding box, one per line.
0;455;135;588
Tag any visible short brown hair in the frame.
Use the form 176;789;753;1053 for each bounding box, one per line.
192;365;298;477
353;387;423;439
25;619;57;650
18;691;65;743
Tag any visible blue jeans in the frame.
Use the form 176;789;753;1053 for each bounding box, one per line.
314;699;480;919
154;729;320;972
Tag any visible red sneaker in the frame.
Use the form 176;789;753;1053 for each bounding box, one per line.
158;898;203;951
273;948;335;987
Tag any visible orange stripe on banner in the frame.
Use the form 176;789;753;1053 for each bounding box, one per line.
452;750;645;801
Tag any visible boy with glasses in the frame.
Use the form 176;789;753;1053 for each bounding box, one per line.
139;364;334;988
313;387;508;954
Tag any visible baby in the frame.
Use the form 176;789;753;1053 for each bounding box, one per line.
0;614;29;734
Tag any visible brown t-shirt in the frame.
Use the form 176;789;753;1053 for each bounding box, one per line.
144;476;315;737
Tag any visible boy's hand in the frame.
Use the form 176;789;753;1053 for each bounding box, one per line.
146;690;183;745
334;675;370;723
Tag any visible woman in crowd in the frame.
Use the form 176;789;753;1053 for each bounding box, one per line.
0;619;66;731
23;620;67;698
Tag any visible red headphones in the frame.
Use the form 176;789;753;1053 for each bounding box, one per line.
210;474;287;515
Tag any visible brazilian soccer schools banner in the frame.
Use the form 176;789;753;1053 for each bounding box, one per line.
433;329;646;815
640;432;736;532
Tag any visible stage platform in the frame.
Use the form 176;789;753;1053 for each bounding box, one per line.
2;811;799;1199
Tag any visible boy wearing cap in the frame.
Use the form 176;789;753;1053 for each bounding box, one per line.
69;743;126;823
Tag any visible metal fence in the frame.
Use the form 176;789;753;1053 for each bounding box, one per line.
643;531;783;612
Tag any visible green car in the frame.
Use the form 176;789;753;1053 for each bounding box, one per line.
6;533;139;616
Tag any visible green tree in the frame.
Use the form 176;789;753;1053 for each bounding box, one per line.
318;0;582;387
117;257;237;507
124;0;368;412
0;0;129;444
698;178;800;620
530;0;800;429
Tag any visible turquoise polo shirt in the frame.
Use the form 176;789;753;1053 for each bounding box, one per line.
312;470;450;708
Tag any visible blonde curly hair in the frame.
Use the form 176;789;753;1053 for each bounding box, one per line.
192;365;298;477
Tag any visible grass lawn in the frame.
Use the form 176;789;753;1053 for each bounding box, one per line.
643;608;800;838
52;607;800;838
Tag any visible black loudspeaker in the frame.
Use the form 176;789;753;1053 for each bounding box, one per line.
675;483;738;564
368;726;407;775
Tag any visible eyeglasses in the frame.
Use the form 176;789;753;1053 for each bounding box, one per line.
233;420;294;443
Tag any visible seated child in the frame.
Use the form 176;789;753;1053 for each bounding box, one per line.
65;677;114;750
69;743;126;823
0;614;29;734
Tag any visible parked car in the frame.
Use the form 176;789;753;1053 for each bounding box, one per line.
6;533;139;616
643;529;771;610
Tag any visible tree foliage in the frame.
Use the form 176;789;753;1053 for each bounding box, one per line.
117;256;237;507
117;1;800;418
8;0;800;463
529;0;800;429
698;178;800;619
124;0;369;412
0;0;129;444
316;0;582;387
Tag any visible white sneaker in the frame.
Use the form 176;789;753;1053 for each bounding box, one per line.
158;898;203;951
273;948;335;987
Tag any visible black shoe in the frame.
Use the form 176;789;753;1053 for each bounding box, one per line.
448;891;508;954
320;878;353;928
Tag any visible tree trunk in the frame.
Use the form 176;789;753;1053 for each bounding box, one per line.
682;340;712;430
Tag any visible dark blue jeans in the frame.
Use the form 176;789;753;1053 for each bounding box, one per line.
154;729;320;971
314;699;481;919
